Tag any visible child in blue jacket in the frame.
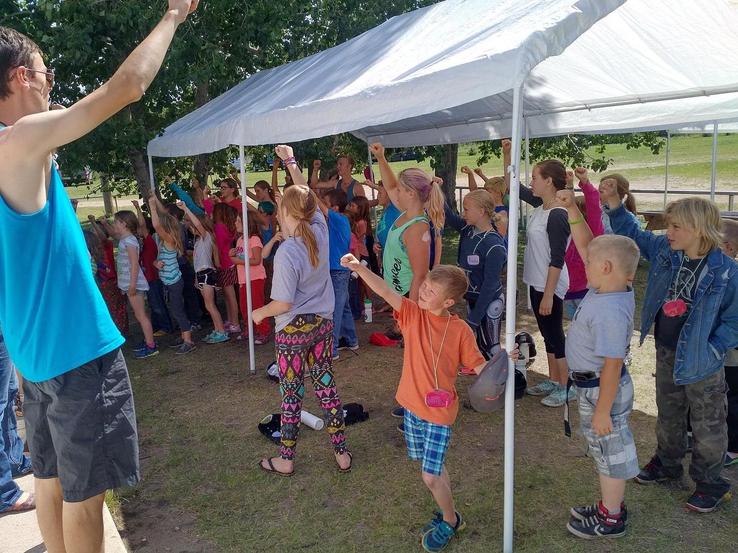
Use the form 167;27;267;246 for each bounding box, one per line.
603;182;738;513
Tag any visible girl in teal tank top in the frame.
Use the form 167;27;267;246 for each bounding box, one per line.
372;143;446;300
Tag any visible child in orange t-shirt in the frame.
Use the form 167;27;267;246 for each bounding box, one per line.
342;254;487;552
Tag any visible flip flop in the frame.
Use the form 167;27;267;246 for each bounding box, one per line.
258;457;294;477
336;452;353;474
0;492;35;516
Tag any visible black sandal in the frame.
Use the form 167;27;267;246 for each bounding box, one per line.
336;452;353;473
258;457;294;477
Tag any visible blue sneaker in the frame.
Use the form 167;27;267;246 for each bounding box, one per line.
134;344;159;359
422;519;457;552
203;331;230;344
421;511;465;537
132;341;148;354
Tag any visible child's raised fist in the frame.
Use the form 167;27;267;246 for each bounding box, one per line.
574;167;588;182
274;145;294;161
501;139;512;154
566;170;574;190
340;253;361;271
460;166;472;175
556;189;576;210
369;143;385;158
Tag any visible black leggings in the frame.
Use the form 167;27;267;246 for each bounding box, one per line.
529;286;566;359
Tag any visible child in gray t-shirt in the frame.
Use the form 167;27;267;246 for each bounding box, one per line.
252;148;351;478
557;189;642;540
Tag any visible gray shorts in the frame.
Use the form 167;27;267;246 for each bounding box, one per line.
577;373;639;480
22;348;140;502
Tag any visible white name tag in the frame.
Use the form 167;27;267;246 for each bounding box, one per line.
467;254;480;266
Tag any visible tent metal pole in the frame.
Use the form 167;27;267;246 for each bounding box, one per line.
147;155;155;193
524;119;530;229
663;131;671;209
239;145;256;375
367;145;378;228
711;122;718;201
503;82;524;553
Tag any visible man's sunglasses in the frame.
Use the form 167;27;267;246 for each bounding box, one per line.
20;66;55;88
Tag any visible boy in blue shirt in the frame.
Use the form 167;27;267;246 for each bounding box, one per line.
317;189;358;360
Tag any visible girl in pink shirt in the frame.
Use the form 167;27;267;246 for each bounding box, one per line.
213;203;241;333
231;215;270;343
564;168;605;318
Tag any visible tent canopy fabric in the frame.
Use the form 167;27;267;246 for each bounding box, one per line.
356;0;738;146
147;0;624;156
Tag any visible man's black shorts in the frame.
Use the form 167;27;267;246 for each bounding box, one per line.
23;348;140;502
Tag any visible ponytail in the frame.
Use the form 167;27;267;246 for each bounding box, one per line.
426;180;445;233
601;173;637;215
295;219;320;268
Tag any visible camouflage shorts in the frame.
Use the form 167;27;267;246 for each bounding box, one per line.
577;373;639;480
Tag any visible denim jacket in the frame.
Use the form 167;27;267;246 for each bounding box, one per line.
609;204;738;385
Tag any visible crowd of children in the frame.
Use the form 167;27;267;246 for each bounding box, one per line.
77;140;738;553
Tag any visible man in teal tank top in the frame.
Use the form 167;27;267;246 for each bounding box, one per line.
0;2;199;549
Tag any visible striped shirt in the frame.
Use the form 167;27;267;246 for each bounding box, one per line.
156;240;182;286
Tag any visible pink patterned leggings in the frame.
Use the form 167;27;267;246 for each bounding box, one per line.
275;314;347;460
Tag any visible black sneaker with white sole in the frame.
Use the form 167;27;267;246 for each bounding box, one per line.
570;502;627;524
634;455;682;485
566;503;626;540
337;337;359;352
686;490;731;513
391;406;405;418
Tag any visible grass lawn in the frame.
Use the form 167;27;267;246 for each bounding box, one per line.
110;231;738;553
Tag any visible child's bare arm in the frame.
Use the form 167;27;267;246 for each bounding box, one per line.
556;189;593;260
341;253;402;311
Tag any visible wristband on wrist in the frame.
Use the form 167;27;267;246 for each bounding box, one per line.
283;156;297;167
568;217;584;225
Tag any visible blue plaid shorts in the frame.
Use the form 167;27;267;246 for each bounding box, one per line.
404;409;452;476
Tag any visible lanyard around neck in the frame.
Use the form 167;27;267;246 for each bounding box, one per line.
426;313;451;390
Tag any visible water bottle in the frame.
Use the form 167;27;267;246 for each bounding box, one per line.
363;299;373;323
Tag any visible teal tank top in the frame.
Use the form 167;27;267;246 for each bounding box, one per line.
0;162;123;382
157;243;182;286
382;213;429;296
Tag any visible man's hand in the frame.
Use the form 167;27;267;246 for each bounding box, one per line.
168;0;199;24
274;145;294;161
369;143;385;159
592;407;613;437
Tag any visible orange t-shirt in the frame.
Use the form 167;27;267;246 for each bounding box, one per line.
394;298;485;426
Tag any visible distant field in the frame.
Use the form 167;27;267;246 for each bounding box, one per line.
68;133;738;222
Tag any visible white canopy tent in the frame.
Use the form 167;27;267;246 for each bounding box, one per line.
146;1;738;550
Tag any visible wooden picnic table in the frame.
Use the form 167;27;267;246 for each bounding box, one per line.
640;210;738;230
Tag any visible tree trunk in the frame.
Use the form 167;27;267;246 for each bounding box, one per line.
101;174;114;216
434;143;459;211
129;149;153;198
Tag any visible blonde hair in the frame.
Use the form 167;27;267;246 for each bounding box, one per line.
665;197;722;256
114;210;139;235
722;219;738;250
464;190;496;219
428;265;469;302
484;176;507;197
588;235;640;277
281;185;320;268
157;210;184;255
398;168;446;231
